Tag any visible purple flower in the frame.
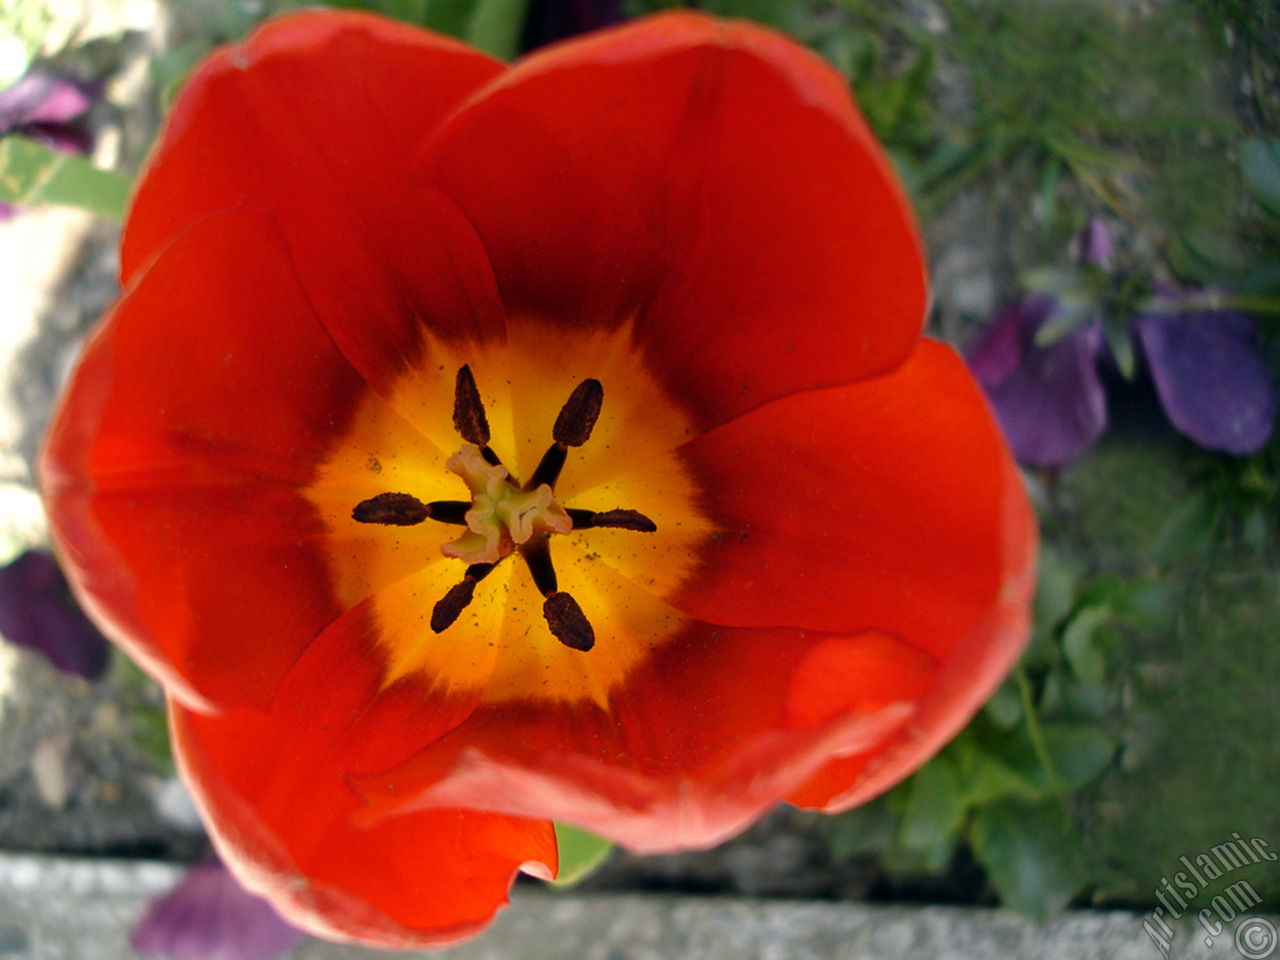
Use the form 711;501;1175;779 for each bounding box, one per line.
968;295;1109;468
0;69;97;218
968;220;1277;466
0;550;109;679
131;859;304;960
1132;301;1277;456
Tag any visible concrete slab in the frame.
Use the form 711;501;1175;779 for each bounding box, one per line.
1;851;1273;960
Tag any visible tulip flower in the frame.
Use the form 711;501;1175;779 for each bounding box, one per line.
41;10;1034;948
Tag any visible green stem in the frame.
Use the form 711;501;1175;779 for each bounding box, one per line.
1016;667;1060;793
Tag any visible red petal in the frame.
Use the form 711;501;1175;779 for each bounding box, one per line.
785;455;1032;810
122;10;509;399
668;340;1034;660
170;612;555;947
421;11;924;432
349;623;937;852
41;211;377;710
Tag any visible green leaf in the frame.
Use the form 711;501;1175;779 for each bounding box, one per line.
1149;490;1217;564
373;0;432;25
551;822;613;887
881;834;957;875
465;0;530;60
1060;603;1111;686
1032;299;1096;348
1039;724;1114;791
1021;266;1083;299
819;794;899;860
1104;322;1136;379
0;136;130;221
704;0;791;29
983;679;1023;729
152;39;214;108
949;726;1044;805
1241;138;1280;216
899;755;966;849
419;0;477;38
970;798;1086;920
1033;543;1080;634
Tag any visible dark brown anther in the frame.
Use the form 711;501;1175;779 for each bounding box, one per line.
430;563;494;633
352;492;431;526
453;364;490;446
567;508;657;532
543;592;595;651
425;500;472;525
430;578;475;633
552;379;603;447
520;534;558;596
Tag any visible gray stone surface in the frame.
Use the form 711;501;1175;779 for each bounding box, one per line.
1;851;1274;960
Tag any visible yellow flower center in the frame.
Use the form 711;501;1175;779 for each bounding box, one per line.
304;320;716;705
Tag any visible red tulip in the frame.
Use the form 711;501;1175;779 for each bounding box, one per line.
41;10;1034;948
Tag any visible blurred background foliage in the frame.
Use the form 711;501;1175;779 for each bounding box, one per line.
1;0;1277;923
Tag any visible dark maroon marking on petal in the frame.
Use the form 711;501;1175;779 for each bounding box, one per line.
543;592;595;652
352;492;430;526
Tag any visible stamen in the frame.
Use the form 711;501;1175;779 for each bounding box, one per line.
567;508;657;532
352;492;430;526
524;443;567;492
453;365;491;447
525;378;604;490
543;592;595;651
552;379;603;447
520;534;558;596
425;500;471;525
430;579;475;633
430;563;494;633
